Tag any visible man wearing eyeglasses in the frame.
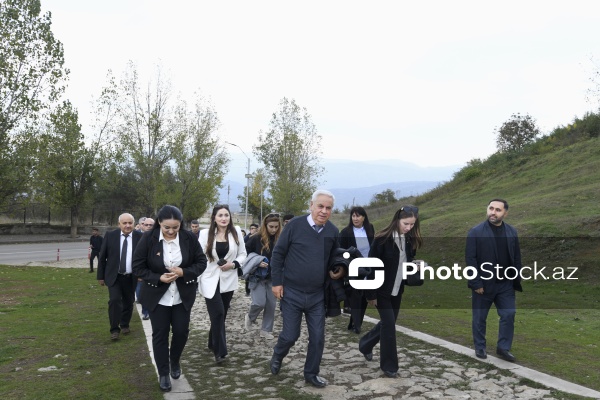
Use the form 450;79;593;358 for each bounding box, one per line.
136;217;147;233
466;199;522;362
269;190;343;388
142;218;155;232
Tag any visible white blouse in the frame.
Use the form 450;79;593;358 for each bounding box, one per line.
158;231;183;307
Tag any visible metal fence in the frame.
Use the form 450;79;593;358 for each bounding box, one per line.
0;202;136;227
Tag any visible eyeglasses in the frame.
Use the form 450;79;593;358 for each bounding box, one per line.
143;223;153;227
400;206;419;215
266;213;280;218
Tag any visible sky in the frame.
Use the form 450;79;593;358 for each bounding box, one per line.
42;0;600;174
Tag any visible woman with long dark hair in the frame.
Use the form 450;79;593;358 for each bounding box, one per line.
358;205;423;378
132;205;207;392
242;213;282;339
339;206;375;334
198;204;247;363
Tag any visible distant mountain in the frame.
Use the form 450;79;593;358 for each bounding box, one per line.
316;159;458;189
330;181;440;209
220;158;460;212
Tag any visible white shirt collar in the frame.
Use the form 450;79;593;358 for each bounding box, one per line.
159;230;179;243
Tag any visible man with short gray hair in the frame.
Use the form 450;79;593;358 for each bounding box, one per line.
269;190;343;388
97;213;143;340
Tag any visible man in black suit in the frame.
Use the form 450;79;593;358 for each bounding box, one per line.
89;227;103;273
466;199;522;362
97;213;142;340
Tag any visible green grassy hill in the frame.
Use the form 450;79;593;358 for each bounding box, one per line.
331;131;600;391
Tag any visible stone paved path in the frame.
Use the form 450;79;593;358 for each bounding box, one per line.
175;283;596;400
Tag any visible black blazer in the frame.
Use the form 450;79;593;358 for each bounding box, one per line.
466;220;522;292
339;223;375;249
97;229;142;287
366;234;416;300
132;229;207;312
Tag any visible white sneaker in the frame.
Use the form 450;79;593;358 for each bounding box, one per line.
260;330;274;339
244;313;252;330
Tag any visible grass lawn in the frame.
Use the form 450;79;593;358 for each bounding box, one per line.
0;265;163;400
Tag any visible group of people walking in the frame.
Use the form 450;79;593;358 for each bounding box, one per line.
95;192;522;392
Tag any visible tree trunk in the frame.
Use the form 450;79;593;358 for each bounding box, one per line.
70;206;79;238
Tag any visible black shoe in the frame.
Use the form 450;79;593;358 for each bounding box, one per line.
305;375;327;388
159;375;171;391
383;370;398;378
143;314;150;320
361;350;373;361
496;348;516;362
352;327;361;334
270;356;282;375
215;355;227;364
170;361;181;379
475;348;487;359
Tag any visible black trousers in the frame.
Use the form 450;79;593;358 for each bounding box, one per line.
107;274;135;333
89;251;100;271
204;283;234;358
149;303;191;376
359;292;402;373
347;288;368;332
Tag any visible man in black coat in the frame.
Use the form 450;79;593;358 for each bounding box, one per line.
97;213;142;340
466;198;522;362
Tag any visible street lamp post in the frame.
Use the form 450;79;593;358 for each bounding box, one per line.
225;142;250;230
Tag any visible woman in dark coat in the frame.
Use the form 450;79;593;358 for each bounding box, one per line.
358;205;423;378
339;206;374;334
133;205;207;392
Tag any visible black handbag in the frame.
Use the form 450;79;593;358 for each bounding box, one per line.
404;271;424;286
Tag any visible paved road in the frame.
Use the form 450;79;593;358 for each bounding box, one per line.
0;242;89;265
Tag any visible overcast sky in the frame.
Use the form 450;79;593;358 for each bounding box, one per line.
43;0;600;170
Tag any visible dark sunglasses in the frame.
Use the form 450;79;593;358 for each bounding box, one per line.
266;213;280;218
399;206;419;215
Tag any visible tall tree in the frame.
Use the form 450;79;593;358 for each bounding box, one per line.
0;0;68;203
253;98;323;215
495;113;540;153
117;63;179;215
166;97;229;219
36;101;101;237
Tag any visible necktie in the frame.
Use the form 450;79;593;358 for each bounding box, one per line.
119;234;129;274
313;224;323;233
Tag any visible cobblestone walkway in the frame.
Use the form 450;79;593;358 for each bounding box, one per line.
177;283;591;400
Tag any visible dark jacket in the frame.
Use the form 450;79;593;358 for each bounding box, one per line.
325;246;362;316
466;220;522;292
365;234;416;301
97;229;142;287
132;229;207;312
339;223;375;250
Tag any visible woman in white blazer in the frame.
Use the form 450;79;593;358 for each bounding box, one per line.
198;204;247;363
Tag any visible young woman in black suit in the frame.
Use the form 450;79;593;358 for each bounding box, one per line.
358;205;423;378
339;206;374;334
133;205;207;392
